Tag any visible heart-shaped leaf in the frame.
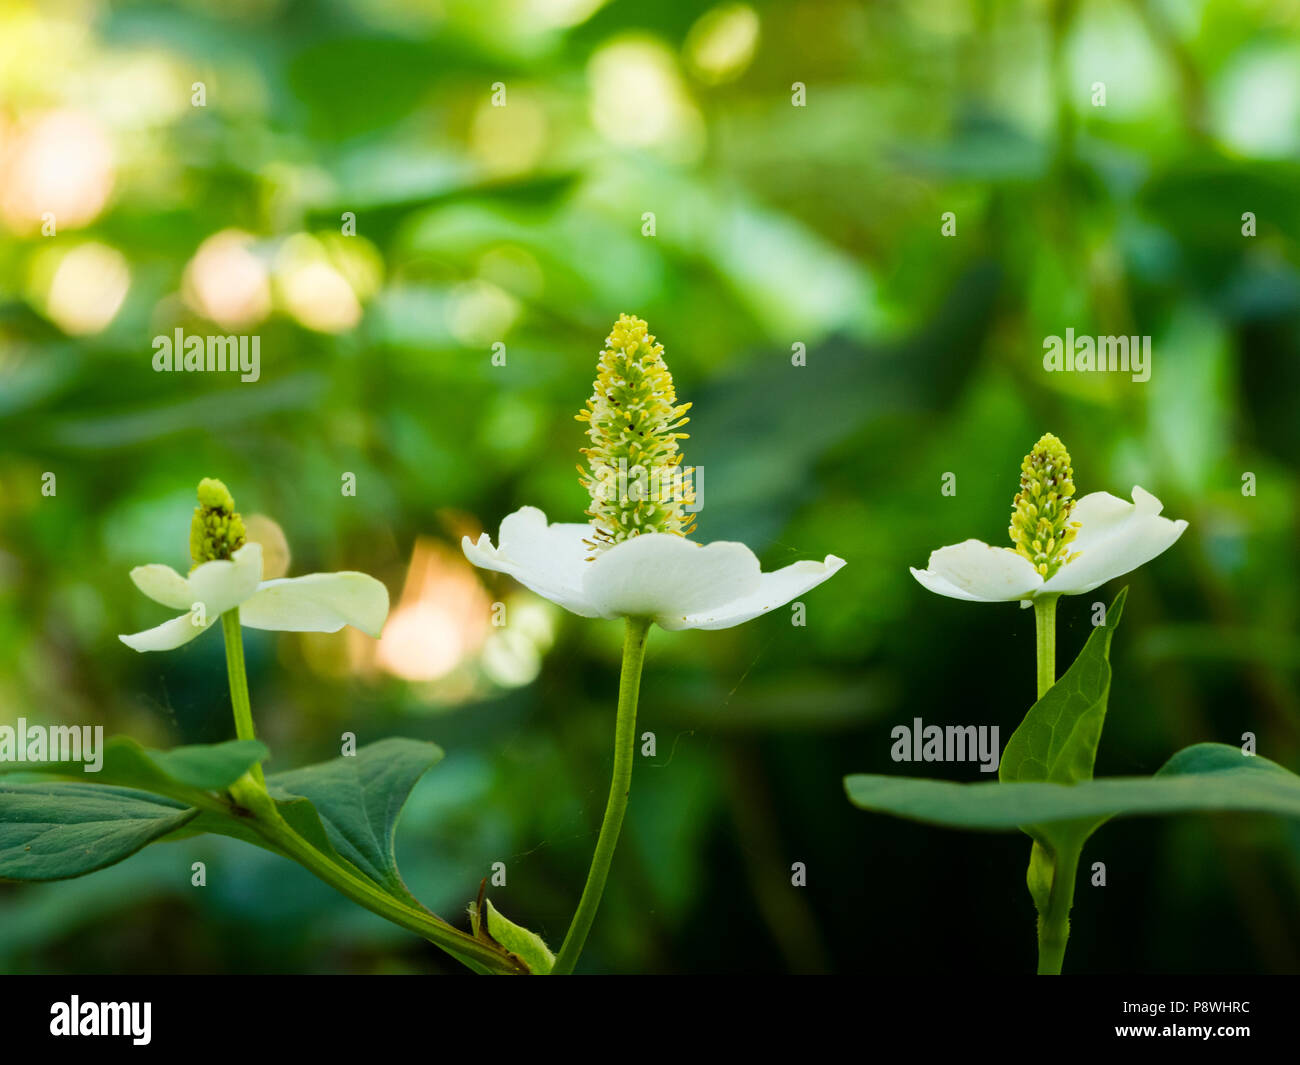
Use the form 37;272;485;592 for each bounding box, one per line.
0;783;198;881
158;738;446;899
265;738;445;902
845;743;1300;828
1000;587;1127;788
997;587;1128;872
0;736;268;805
0;737;518;972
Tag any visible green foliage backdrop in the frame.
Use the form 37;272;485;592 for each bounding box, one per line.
1;0;1298;973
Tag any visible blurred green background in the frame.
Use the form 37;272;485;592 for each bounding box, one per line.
2;0;1299;974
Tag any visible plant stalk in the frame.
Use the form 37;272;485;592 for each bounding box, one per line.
1030;593;1076;975
551;616;652;974
220;608;264;787
216;606;523;974
1033;594;1059;700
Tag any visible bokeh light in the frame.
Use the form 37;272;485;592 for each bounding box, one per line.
0;110;114;236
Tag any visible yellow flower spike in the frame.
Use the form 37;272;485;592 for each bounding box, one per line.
1008;433;1080;583
577;314;696;555
190;476;247;566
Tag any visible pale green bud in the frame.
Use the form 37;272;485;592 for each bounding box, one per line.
190;477;247;565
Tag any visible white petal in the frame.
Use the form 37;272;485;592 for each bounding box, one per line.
186;542;264;617
240;571;390;636
583;534;761;625
461;506;602;618
910;539;1044;602
675;555;847;631
119;610;214;652
129;564;193;611
1040;486;1188;595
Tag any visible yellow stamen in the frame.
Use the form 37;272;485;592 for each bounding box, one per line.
1009;433;1080;582
577;315;696;555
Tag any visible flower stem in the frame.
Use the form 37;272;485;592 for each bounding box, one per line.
1032;594;1060;699
233;784;525;974
220;607;264;787
1030;592;1076;974
551;616;652;975
1034;840;1080;975
213;608;522;973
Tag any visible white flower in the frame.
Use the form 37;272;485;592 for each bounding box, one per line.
466;316;845;631
462;506;844;631
120;541;389;652
911;485;1188;604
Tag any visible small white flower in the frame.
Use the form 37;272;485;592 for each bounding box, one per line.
910;433;1187;604
120;541;389;652
465;317;844;630
463;506;844;631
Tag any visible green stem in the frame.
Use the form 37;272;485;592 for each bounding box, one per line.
1030;592;1076;974
215;607;522;974
237;787;525;974
1035;841;1080;975
220;607;264;787
551;616;652;975
1033;594;1059;699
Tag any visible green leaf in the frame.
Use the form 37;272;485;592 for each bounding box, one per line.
999;587;1127;788
152;741;512;975
0;736;364;891
471;899;555;976
997;587;1128;888
158;789;343;861
0;783;198;882
844;743;1300;829
0;736;268;804
159;739;446;902
265;738;445;902
141;740;268;790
